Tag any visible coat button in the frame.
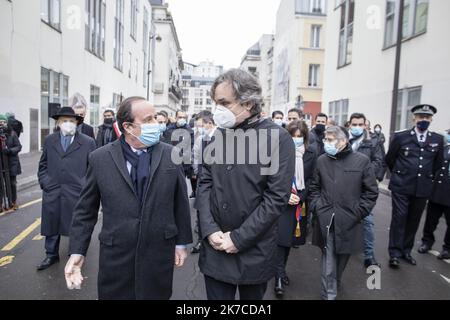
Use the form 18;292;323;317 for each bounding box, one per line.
419;165;423;168
222;203;229;210
418;174;422;177
441;174;444;177
227;165;233;171
421;149;424;152
438;181;442;184
420;157;423;160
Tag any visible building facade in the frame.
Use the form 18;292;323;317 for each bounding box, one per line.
0;0;183;153
240;34;275;115
271;0;327;123
150;0;183;115
181;61;223;117
322;0;450;139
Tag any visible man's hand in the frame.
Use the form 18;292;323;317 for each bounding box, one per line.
175;247;188;267
288;193;300;206
220;232;239;254
208;231;225;250
64;254;85;290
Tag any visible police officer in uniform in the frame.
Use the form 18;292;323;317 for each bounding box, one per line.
386;104;444;268
418;128;450;260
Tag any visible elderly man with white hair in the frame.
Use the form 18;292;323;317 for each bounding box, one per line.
70;93;95;140
309;126;379;300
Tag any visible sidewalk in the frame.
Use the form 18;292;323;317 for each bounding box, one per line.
17;152;41;192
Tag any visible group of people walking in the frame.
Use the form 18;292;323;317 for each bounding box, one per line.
30;68;448;301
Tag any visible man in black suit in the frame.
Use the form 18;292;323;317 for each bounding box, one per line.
64;97;192;300
70;93;96;140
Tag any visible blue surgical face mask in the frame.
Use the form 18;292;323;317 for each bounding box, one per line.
159;123;167;133
177;119;187;127
198;127;206;136
131;123;161;147
293;137;304;148
324;142;338;156
351;126;364;137
417;120;430;132
446;133;450;143
274;119;284;127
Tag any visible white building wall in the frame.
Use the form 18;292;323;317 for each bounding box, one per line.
322;0;450;141
0;0;154;153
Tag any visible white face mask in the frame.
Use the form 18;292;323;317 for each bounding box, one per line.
213;105;237;129
60;121;77;136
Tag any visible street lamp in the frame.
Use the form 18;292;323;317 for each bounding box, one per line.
389;0;405;138
147;34;162;100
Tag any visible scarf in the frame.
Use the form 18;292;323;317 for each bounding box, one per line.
294;145;305;191
102;124;114;146
119;136;152;204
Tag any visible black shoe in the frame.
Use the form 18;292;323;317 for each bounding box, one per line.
438;250;450;260
274;278;285;297
191;242;202;254
389;257;400;269
401;253;417;265
418;243;431;254
364;258;381;269
37;256;59;271
282;276;290;286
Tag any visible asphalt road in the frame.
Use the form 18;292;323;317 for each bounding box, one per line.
1;184;449;300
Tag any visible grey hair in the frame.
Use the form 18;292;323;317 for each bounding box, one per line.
69;92;87;110
325;126;349;142
211;68;263;115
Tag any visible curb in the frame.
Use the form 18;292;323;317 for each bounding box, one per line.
17;177;39;192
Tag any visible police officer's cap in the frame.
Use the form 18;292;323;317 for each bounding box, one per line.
411;104;437;116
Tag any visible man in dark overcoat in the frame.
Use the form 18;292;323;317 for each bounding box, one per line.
65;97;192;300
37;107;96;270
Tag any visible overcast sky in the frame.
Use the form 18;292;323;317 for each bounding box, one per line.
167;0;281;70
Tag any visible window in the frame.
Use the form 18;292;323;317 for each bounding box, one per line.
63;76;69;107
248;67;258;76
113;93;121;110
396;86;421;130
329;99;349;126
128;52;132;78
90;85;100;127
135;58;139;83
113;93;122;110
41;68;69;135
338;0;354;68
85;0;106;59
143;7;149;87
114;0;125;71
311;25;321;48
308;64;320;87
296;0;326;14
41;0;61;30
384;0;428;48
130;0;138;40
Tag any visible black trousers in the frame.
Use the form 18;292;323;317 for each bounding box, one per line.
275;246;291;279
204;276;267;300
45;235;61;258
422;201;450;251
10;176;17;203
389;193;427;258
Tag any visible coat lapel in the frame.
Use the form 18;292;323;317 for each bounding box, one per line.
64;134;82;157
109;140;137;195
51;133;66;157
142;143;164;201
